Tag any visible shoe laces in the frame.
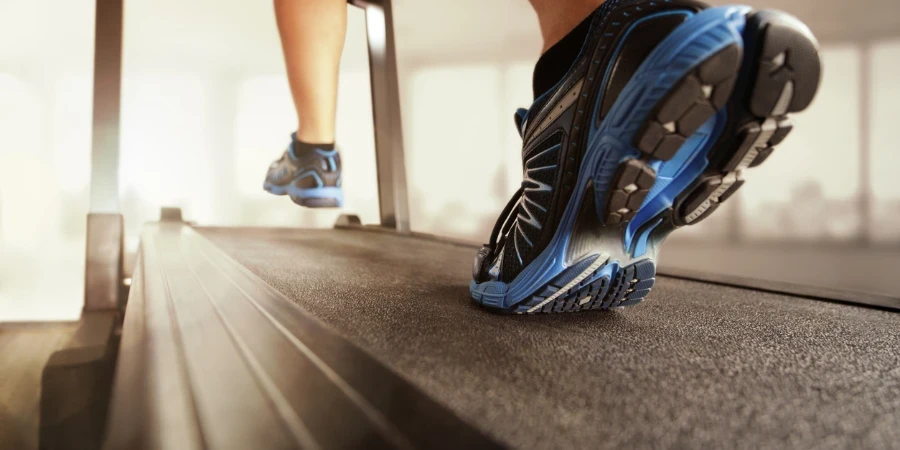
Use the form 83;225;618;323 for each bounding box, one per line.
488;108;533;253
488;182;526;254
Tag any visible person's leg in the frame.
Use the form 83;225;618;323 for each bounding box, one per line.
471;0;822;313
263;0;347;208
529;0;604;52
274;0;347;144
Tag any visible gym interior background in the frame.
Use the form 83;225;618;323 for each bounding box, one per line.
1;0;899;322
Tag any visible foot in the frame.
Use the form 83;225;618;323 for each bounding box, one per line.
263;133;344;208
470;2;821;313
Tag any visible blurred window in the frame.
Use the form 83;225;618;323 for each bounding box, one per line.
870;39;900;243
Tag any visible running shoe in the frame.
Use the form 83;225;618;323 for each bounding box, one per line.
263;133;344;208
470;1;821;313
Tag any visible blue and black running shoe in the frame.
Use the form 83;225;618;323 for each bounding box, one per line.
471;1;821;313
264;133;344;208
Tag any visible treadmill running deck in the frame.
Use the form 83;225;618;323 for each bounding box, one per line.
202;226;900;449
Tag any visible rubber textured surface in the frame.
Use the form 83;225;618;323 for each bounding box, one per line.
634;44;740;160
203;227;900;450
670;9;821;226
107;224;500;450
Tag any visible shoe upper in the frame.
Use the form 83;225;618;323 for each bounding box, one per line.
265;134;342;190
474;0;706;284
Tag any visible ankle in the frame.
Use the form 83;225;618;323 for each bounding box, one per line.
294;127;335;145
534;0;605;51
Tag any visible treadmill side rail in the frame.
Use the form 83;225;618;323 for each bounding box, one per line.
102;223;502;449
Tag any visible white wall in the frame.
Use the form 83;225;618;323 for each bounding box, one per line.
0;0;379;321
0;0;898;320
0;0;96;321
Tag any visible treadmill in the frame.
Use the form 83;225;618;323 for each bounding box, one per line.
34;0;900;448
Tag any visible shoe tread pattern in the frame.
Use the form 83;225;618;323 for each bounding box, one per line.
675;11;821;225
515;260;657;314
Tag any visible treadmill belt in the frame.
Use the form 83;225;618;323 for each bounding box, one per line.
201;227;900;449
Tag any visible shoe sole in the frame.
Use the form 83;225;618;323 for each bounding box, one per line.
264;183;345;208
470;6;821;314
633;10;820;227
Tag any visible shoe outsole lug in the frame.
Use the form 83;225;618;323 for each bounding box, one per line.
711;77;736;108
749;12;821;117
698;43;741;83
604;159;656;224
748;147;774;168
654;134;686;160
634;44;742;160
657;75;701;123
767;118;793;146
679;174;744;223
678;103;718;134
